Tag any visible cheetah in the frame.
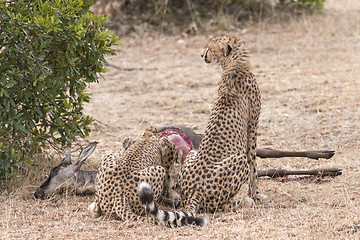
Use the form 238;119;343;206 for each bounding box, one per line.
139;35;265;226
88;126;204;225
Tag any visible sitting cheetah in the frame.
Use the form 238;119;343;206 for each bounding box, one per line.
139;35;265;226
88;126;204;225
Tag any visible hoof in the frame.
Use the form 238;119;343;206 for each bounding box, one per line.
327;150;335;159
254;193;269;204
309;150;336;160
241;196;256;207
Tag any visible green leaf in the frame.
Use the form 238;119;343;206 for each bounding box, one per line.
0;0;118;180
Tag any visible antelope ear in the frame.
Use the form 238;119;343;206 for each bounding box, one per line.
75;141;98;168
62;148;72;165
219;41;232;57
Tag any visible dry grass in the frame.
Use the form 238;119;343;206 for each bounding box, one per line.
1;1;360;239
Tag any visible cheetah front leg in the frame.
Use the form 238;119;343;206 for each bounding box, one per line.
163;149;199;208
247;117;268;203
177;149;205;215
247;133;258;200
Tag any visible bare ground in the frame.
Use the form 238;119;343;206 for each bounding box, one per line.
1;1;360;239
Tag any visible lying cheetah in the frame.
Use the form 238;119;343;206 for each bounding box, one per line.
88;126;204;224
139;35;264;226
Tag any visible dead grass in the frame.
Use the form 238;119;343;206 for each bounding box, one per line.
1;1;360;239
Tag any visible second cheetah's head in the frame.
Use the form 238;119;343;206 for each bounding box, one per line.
201;35;247;68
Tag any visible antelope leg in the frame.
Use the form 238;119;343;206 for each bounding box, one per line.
257;168;342;178
256;148;335;160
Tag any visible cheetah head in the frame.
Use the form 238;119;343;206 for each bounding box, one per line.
159;137;183;168
201;35;247;68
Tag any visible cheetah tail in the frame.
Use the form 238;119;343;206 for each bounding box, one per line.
138;181;207;227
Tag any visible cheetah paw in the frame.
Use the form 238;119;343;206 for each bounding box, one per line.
88;201;101;218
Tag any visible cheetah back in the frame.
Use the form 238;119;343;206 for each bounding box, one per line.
95;126;181;221
179;35;261;213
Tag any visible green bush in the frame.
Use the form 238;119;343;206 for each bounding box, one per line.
278;0;326;13
98;0;326;32
0;0;119;179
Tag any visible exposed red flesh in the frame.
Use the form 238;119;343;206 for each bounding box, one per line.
160;129;194;164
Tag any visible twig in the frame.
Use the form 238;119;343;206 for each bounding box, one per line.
160;0;169;34
104;62;183;71
104;62;143;71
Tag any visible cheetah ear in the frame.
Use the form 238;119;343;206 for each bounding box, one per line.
143;126;158;137
159;137;171;147
158;137;169;158
121;137;135;153
219;41;232;57
237;38;246;48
